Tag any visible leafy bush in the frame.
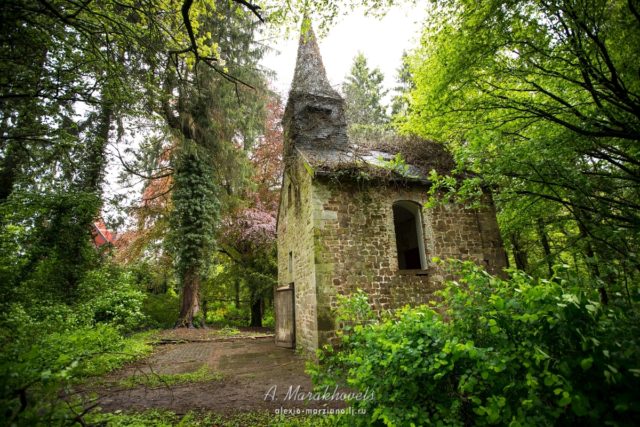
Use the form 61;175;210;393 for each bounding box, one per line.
0;262;153;425
78;265;146;332
0;191;101;305
262;308;275;329
311;261;640;426
142;290;180;328
206;302;249;327
0;303;153;425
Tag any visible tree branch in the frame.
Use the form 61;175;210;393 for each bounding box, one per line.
231;0;264;22
180;0;200;62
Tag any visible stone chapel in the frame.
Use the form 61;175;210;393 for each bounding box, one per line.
275;25;507;354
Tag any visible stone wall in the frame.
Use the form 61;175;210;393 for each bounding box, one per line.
310;178;507;348
276;154;318;354
427;193;507;277
276;20;509;355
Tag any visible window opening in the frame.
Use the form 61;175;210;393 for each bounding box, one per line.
288;251;293;274
393;201;427;270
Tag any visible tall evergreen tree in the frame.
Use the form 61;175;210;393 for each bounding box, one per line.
159;2;269;327
390;51;414;118
342;53;389;127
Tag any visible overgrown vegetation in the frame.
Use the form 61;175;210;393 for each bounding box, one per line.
401;0;640;290
311;261;640;426
0;0;290;419
2;0;639;424
118;365;223;389
87;409;336;427
0;302;154;425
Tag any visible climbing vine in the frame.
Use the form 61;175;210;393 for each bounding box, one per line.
170;141;220;327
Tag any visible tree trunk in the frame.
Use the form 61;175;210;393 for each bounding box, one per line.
510;232;528;272
577;221;609;305
176;267;201;328
250;297;263;327
201;299;208;329
537;219;554;277
584;242;609;305
234;280;240;308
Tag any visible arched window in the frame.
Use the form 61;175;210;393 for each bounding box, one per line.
392;201;427;270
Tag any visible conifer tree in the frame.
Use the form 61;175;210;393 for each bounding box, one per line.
342;53;389;127
390;51;414;118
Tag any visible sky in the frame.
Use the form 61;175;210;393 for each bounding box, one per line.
261;6;427;100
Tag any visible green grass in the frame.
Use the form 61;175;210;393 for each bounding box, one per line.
87;410;340;426
72;329;158;381
118;364;224;388
218;325;242;336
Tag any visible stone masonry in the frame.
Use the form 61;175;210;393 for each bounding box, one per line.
275;23;507;355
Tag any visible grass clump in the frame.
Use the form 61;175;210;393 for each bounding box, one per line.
87;410;338;426
119;364;223;388
218;325;241;336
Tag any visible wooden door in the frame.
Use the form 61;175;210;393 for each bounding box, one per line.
275;284;295;348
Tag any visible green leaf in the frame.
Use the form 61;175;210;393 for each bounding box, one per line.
580;357;593;370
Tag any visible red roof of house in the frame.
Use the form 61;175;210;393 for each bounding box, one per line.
92;220;115;248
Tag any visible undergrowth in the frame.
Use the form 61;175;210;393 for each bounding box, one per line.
118;364;224;389
87;409;341;427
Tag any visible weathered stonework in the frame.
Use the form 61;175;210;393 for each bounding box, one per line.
277;155;318;352
275;23;508;355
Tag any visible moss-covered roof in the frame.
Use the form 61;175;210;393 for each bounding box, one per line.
296;131;455;184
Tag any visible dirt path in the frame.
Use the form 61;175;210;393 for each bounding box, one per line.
87;329;345;415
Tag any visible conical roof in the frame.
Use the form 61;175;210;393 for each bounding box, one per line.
290;22;341;99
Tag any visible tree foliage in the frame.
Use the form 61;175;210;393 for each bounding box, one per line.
312;261;640;426
390;51;414;118
343;52;389;127
215;95;283;327
403;0;640;290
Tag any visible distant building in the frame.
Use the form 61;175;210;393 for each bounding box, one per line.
91;219;115;248
275;24;507;354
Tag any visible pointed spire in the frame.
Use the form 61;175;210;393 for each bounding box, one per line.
290;20;341;99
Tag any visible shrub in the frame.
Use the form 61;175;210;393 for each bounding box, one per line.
206;302;249;327
78;265;146;332
0;191;101;305
262;308;275;329
0;263;153;425
142;290;180;328
310;261;640;426
0;304;153;425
